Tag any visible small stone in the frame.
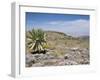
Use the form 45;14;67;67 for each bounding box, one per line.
64;56;68;59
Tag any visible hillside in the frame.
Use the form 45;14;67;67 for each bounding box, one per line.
26;30;89;67
45;31;89;49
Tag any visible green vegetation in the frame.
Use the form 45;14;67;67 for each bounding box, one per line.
26;29;47;53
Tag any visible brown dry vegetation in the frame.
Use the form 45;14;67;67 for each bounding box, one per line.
26;30;89;67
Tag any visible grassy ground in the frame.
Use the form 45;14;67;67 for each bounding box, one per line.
44;31;89;57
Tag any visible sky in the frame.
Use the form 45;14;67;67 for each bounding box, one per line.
26;12;90;37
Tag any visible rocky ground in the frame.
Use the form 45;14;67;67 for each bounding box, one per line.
26;47;89;67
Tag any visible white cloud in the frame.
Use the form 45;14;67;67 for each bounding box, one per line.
31;19;89;37
48;19;89;28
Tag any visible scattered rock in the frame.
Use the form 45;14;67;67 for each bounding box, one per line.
64;56;68;59
32;62;44;67
26;47;89;67
26;53;34;63
26;53;37;67
65;60;78;65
